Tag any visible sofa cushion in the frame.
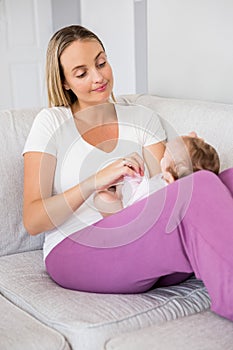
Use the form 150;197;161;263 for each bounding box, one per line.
119;94;233;171
106;310;233;350
0;109;44;256
0;294;70;350
0;250;210;350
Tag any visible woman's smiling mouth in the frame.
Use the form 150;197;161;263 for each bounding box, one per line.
93;83;108;92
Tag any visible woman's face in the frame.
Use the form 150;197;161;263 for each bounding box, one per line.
60;39;114;111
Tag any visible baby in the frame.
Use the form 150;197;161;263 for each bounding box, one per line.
94;135;220;217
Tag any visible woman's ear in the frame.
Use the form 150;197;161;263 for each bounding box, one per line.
63;81;70;90
162;171;175;184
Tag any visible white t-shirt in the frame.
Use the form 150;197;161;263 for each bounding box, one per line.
23;102;166;259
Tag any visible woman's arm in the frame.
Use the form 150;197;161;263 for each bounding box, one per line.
23;151;144;235
23;152;95;235
143;141;166;177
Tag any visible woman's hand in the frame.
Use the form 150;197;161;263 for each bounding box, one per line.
93;152;145;191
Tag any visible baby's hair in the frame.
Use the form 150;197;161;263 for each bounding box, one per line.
167;136;220;179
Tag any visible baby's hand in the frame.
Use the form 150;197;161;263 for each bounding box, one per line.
188;131;204;141
188;131;198;138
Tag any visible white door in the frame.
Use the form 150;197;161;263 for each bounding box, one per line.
0;0;53;110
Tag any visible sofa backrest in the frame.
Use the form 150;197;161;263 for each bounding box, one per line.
119;94;233;171
0;108;44;256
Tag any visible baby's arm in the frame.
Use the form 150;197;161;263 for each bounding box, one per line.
122;174;167;207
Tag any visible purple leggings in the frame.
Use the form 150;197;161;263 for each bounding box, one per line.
46;169;233;320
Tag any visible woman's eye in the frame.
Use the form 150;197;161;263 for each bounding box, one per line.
98;61;106;68
76;72;86;78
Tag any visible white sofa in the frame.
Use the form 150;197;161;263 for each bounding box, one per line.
0;94;233;350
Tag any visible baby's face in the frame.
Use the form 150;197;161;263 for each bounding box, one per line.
160;137;190;176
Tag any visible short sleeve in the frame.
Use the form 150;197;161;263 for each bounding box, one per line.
22;109;57;157
128;104;166;147
142;110;167;147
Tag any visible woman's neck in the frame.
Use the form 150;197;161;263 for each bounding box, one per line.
72;101;116;126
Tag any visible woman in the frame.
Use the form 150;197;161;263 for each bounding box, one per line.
23;25;233;321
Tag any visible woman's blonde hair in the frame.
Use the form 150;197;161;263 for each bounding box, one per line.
46;25;115;107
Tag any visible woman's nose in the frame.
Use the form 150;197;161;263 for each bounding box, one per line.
91;68;104;83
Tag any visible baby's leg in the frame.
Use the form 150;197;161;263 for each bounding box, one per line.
94;188;123;217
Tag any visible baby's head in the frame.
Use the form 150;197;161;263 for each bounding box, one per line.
161;135;220;183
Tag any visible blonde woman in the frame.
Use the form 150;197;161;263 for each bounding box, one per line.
23;25;233;322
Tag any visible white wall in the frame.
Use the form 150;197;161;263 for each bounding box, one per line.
51;0;81;32
147;0;233;104
1;0;233;109
0;0;53;110
80;0;136;96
